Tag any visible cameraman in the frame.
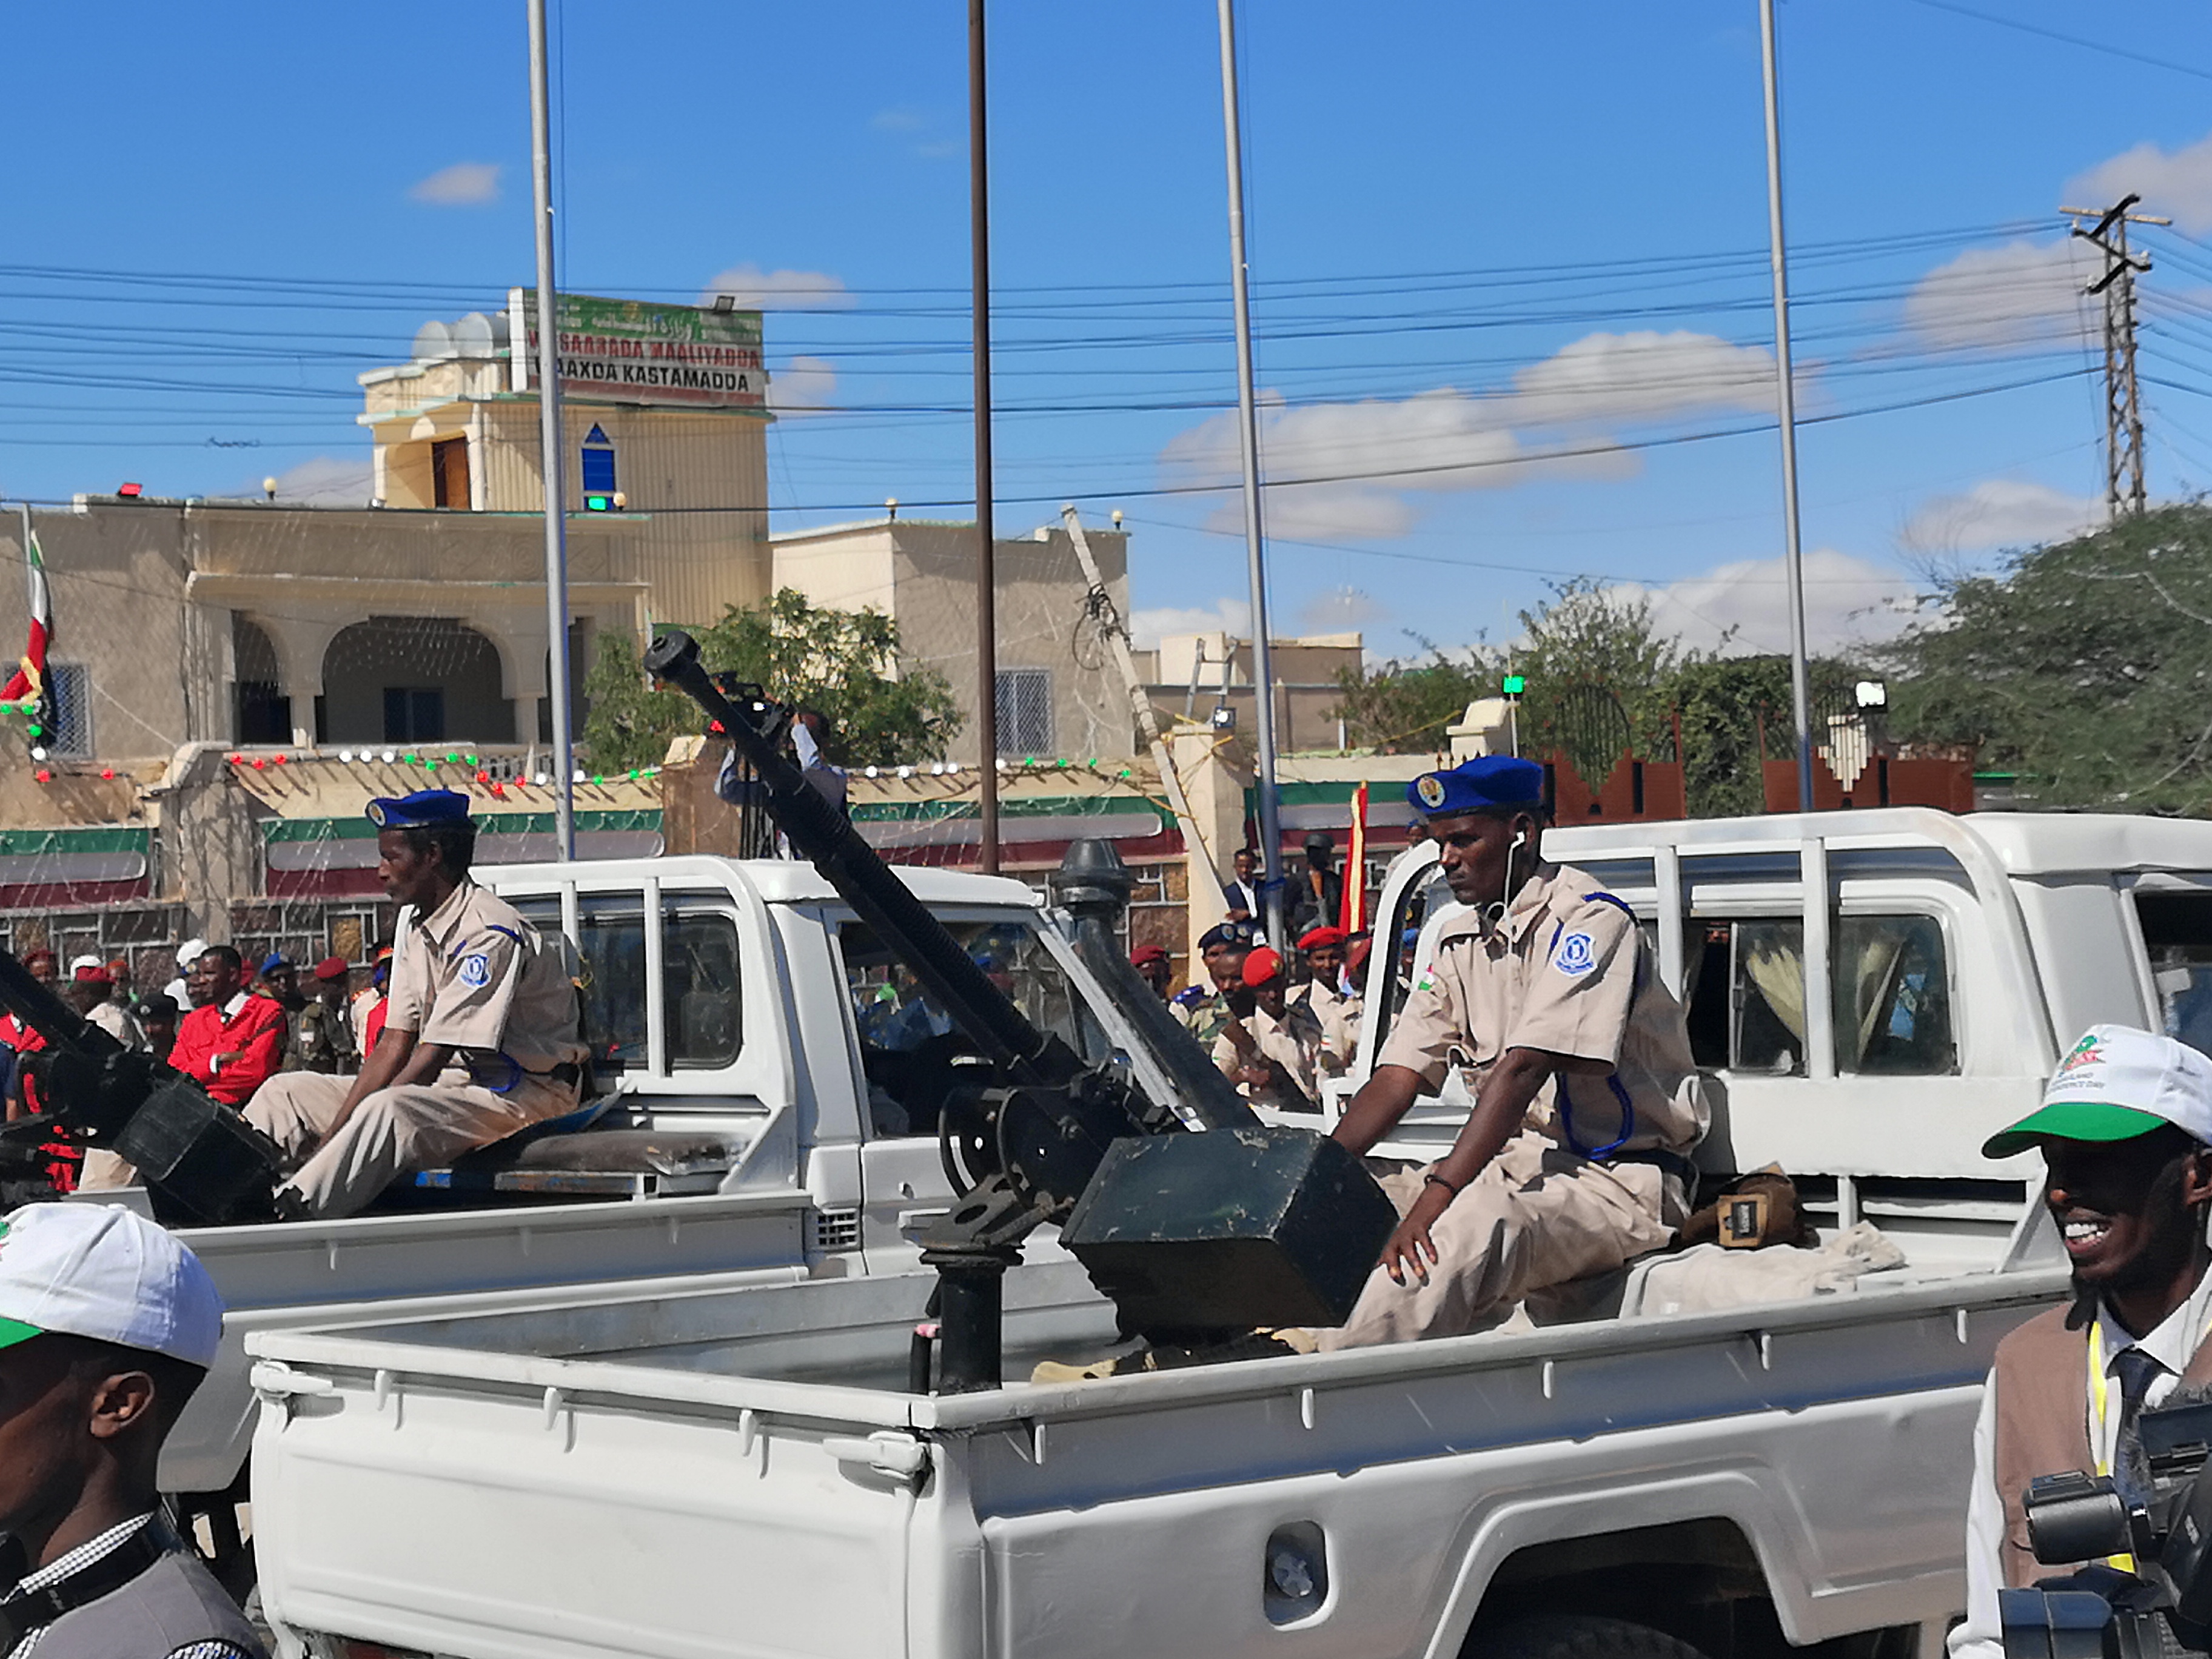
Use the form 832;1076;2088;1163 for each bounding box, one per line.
1950;1025;2212;1659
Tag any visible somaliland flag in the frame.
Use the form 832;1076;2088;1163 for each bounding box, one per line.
1340;780;1369;933
0;528;51;707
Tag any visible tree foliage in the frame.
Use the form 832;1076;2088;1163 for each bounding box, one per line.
581;588;964;776
1884;503;2212;811
1329;640;1500;754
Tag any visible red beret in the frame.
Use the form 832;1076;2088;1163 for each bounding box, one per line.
1129;945;1170;968
1242;946;1284;988
313;956;350;981
72;965;111;987
1298;925;1349;951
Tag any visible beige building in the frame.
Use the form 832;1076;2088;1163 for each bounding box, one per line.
769;516;1133;766
1134;630;1362;755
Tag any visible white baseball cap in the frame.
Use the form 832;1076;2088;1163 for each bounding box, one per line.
1984;1024;2212;1157
173;939;209;969
65;954;102;977
0;1204;223;1369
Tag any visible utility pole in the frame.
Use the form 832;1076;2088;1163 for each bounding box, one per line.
968;0;1000;873
526;0;574;860
1757;0;1814;815
1215;0;1287;945
2063;194;2166;520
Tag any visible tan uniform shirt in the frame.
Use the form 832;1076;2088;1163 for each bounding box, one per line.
384;879;586;1082
1297;980;1362;1069
1212;999;1327;1109
1375;863;1706;1157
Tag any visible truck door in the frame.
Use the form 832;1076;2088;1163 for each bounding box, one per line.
834;914;1111;1275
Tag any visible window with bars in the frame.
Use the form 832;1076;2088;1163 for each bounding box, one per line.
994;668;1053;757
47;663;91;756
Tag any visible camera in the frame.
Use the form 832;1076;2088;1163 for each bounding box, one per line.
2003;1398;2212;1658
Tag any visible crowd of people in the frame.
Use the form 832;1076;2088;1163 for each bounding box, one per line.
0;934;398;1195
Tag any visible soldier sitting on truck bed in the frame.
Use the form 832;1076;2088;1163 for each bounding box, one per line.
1949;1026;2212;1659
246;789;588;1220
1315;754;1708;1348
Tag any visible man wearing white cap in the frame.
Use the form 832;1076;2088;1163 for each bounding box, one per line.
1949;1025;2212;1659
0;1204;261;1658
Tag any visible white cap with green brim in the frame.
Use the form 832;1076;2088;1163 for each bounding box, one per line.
1984;1024;2212;1158
0;1203;223;1369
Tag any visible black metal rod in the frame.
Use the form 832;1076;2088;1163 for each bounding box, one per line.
646;631;1064;1084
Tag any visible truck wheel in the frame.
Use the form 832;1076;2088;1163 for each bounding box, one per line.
1477;1615;1711;1659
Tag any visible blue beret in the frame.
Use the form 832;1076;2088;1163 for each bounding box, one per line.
366;788;472;830
1198;920;1257;953
258;953;290;976
1408;756;1545;819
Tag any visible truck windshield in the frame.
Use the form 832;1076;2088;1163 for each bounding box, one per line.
2135;891;2212;1056
839;919;1113;1138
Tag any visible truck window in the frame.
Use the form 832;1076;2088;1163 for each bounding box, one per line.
1683;916;1956;1078
509;893;742;1074
839;919;1112;1138
2136;891;2212;1056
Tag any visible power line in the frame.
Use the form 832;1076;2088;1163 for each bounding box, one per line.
1896;0;2212;84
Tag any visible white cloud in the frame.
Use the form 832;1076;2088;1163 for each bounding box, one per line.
1158;330;1775;541
253;456;374;506
1131;597;1250;649
1904;240;2095;352
871;107;927;132
2070;133;2212;235
1610;549;1922;657
768;355;837;417
1899;478;2102;556
699;264;854;312
408;163;500;206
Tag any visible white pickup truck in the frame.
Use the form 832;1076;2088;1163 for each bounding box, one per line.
244;806;2212;1659
148;853;1167;1538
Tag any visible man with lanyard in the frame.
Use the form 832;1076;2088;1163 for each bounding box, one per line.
1319;755;1706;1347
244;789;587;1220
1949;1026;2212;1659
1295;923;1362;1069
0;1202;264;1658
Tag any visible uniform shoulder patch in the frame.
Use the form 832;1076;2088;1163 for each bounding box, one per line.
456;953;492;990
1553;931;1598;977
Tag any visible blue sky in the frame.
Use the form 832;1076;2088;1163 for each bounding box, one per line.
9;1;2212;665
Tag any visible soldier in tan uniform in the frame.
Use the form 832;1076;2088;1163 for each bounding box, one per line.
1212;946;1333;1111
246;790;587;1219
1295;924;1362;1070
1320;755;1707;1347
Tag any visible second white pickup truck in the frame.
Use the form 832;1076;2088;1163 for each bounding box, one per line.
244;805;2212;1659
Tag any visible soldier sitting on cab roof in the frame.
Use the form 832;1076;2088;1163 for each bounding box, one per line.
246;790;588;1220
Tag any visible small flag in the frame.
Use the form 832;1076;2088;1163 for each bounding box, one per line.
1341;782;1369;933
0;528;53;711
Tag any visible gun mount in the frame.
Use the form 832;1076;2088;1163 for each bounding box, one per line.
0;950;283;1226
646;628;1394;1390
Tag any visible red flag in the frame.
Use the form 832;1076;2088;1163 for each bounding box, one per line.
0;528;52;707
1341;781;1368;933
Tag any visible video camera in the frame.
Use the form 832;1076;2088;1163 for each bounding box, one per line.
2003;1398;2212;1659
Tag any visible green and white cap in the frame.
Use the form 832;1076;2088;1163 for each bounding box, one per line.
0;1203;223;1369
1983;1025;2212;1158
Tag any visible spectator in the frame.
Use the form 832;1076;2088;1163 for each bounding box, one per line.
288;957;359;1076
1221;847;1264;934
66;963;144;1051
1130;943;1173;1001
352;943;393;1056
136;994;180;1059
1285;831;1345;939
106;955;138;1010
169;946;287;1108
163;939;208;1010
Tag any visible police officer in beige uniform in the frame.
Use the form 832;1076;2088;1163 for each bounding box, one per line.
1321;756;1707;1347
246;789;586;1219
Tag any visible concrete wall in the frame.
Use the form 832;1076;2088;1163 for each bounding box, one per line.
1136;630;1361;754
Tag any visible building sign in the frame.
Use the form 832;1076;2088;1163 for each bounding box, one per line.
508;290;768;412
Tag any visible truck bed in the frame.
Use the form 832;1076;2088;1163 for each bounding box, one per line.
249;1256;2071;1659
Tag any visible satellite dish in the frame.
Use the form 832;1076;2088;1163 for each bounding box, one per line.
451;312;495;358
412;319;454;363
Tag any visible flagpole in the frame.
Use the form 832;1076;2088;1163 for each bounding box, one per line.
527;0;576;860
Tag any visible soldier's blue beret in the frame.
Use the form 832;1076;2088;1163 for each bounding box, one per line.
1407;756;1546;819
1197;920;1258;952
366;788;472;830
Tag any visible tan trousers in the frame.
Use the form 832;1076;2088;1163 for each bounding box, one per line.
1315;1130;1676;1350
246;1071;575;1219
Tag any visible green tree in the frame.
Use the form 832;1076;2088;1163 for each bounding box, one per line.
1664;654;1863;819
1513;579;1683;780
1328;640;1500;754
581;589;964;776
1884;502;2212;811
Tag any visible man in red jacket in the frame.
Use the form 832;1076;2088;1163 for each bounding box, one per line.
168;945;287;1108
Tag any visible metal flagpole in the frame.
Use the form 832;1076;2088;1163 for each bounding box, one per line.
969;0;1000;873
1758;0;1814;814
528;0;575;860
1215;0;1287;943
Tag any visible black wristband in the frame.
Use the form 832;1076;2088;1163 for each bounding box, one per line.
1423;1170;1463;1198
